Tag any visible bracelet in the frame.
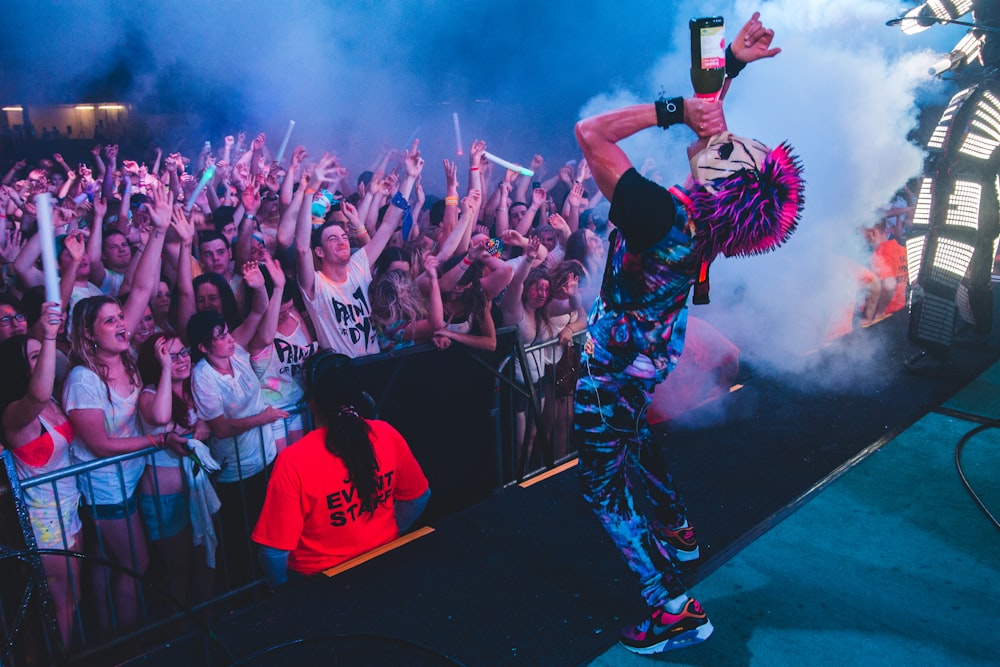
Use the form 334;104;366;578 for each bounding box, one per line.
470;167;479;171
461;256;473;267
654;96;685;130
445;196;459;206
244;213;257;221
43;336;58;341
304;188;316;195
147;434;161;448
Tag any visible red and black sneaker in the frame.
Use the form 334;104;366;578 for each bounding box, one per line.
652;521;700;562
619;598;714;654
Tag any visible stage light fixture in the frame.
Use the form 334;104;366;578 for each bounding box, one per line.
900;0;976;34
907;236;926;285
944;180;984;229
928;88;974;149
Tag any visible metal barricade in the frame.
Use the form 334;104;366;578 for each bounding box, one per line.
0;337;587;663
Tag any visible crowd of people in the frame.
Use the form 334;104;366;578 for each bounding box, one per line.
0;128;617;648
0;96;908;653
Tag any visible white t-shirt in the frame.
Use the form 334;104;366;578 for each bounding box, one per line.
191;345;276;483
100;269;125;297
300;251;380;357
251;318;317;410
63;365;146;506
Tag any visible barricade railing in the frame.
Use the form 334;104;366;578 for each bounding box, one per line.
0;334;585;663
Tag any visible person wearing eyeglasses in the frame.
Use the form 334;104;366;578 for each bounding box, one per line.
0;294;27;342
136;333;215;604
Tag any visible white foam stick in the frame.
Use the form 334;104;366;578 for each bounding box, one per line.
35;193;60;305
453;113;463;156
483;150;534;177
275;120;296;163
185;165;216;213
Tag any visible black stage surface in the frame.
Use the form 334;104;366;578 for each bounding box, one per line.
119;312;1000;666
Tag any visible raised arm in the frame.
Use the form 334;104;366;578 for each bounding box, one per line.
231;261;268;350
121;179;171;335
1;304;63;437
137;336;175;427
170;205;197;341
364;141;422;268
86;196;109;287
246;254;286;356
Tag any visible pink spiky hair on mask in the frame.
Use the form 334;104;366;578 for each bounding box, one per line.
687;137;804;262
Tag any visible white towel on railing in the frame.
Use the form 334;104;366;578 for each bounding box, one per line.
184;444;222;568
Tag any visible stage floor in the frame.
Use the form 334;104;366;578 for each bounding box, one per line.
116;313;1000;666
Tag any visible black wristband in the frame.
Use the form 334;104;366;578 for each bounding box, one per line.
654;97;685;129
725;45;747;78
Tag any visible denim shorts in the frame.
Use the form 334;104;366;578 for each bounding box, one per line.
81;494;138;521
139;492;189;540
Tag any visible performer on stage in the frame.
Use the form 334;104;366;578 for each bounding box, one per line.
573;13;804;654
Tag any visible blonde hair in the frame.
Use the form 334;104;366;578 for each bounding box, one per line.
370;270;426;329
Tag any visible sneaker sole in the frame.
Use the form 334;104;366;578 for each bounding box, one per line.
620;619;714;655
655;541;701;562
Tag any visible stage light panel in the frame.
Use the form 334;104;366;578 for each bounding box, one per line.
907;236;926;284
944;180;982;229
929;238;976;289
929;88;974;149
912;178;934;227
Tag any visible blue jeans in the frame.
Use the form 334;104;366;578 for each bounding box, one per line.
574;356;690;608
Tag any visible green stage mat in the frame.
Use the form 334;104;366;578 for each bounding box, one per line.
589;411;1000;666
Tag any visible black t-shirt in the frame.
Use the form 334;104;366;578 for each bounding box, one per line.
609;168;684;254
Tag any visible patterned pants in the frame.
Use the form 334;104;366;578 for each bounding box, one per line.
574;356;690;607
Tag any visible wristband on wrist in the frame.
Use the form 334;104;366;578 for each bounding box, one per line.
461;256;473;267
654;97;685;130
244;213;256;221
725;45;747;78
445;196;459;207
470;167;479;171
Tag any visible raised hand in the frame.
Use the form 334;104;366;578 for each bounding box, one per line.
241;184;261;214
251;133;267;152
443;160;458;190
242;260;265;290
0;227;24;264
731;12;781;63
531;187;546;207
145;179;174;230
403;140;425;178
154;335;172;370
39;302;63;341
260;253;286;289
469;140;486;168
170;204;195;244
290;146;307;170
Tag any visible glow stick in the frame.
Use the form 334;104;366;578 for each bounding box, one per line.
483;151;533;177
404;127;421;149
453;112;464;156
185;165;216;213
275;120;296;164
35;193;60;305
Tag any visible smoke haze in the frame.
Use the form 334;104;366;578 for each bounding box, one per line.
0;0;973;391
